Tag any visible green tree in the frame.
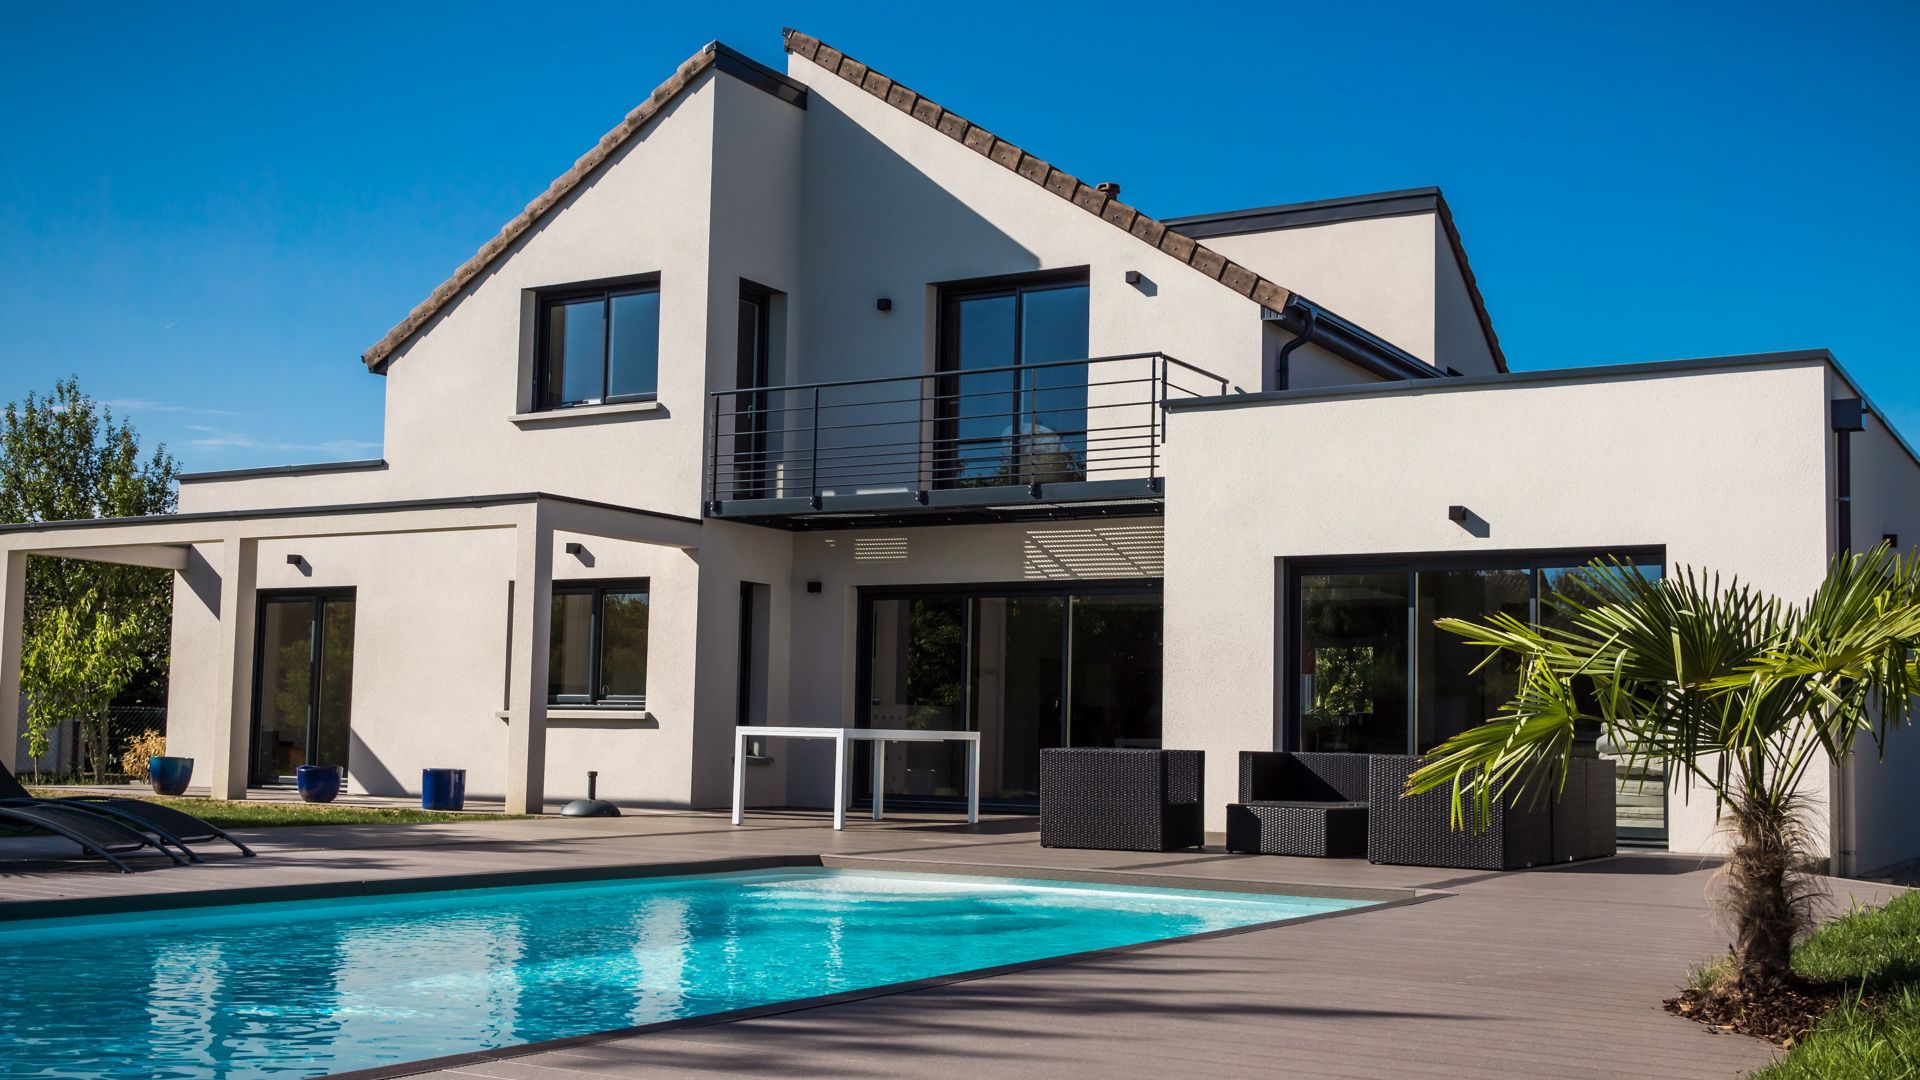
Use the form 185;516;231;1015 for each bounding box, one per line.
1405;548;1920;1000
0;377;178;753
20;593;144;781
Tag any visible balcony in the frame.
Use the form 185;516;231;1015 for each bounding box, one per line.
706;352;1228;529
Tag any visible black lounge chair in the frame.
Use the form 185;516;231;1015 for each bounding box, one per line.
0;802;185;873
0;762;255;861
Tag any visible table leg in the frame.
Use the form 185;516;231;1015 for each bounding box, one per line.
832;729;847;831
731;728;745;826
967;737;980;824
871;739;884;821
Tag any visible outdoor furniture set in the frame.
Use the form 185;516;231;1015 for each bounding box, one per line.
1038;746;1616;870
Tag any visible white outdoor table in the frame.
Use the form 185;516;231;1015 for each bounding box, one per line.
731;725;981;830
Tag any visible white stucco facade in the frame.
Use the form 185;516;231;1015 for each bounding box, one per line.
3;32;1917;873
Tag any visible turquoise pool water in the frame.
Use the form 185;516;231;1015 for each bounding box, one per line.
0;868;1372;1078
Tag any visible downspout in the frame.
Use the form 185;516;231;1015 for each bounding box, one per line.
1829;397;1867;876
1273;306;1316;391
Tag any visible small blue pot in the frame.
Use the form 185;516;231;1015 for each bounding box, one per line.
421;768;467;811
296;764;343;803
149;756;194;796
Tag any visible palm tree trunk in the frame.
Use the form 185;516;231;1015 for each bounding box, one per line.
1723;796;1801;993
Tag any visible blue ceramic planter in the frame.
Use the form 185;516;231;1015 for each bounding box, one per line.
296;764;343;803
149;756;194;796
421;768;467;811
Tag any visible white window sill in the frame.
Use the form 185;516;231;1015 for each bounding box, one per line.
510;400;663;426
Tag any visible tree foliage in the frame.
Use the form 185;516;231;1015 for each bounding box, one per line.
21;593;144;780
1405;549;1920;994
0;377;178;708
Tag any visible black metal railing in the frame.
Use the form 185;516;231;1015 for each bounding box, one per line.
706;352;1228;513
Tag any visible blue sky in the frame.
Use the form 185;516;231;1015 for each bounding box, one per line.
1;2;1915;471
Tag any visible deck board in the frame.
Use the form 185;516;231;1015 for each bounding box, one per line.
0;809;1899;1079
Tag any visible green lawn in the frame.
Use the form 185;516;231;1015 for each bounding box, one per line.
27;790;502;829
1754;890;1920;1079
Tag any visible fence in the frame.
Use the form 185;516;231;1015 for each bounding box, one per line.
11;705;167;784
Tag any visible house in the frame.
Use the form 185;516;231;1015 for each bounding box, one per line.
3;29;1917;874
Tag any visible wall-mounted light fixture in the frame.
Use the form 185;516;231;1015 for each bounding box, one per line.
1887;533;1901;549
875;297;892;312
1124;270;1142;286
1447;505;1470;524
806;580;823;594
285;554;303;565
564;542;584;557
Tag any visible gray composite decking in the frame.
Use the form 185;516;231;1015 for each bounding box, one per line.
0;809;1902;1079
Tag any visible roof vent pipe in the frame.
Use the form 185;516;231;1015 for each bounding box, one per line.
1095;182;1121;198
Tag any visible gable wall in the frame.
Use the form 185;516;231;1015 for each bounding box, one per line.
1433;220;1500;375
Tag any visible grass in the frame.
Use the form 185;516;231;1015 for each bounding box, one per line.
1746;890;1920;1079
26;789;501;829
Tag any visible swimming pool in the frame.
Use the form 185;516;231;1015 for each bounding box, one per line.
0;868;1375;1078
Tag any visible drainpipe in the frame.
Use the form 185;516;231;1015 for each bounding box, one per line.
1273;305;1316;390
1828;397;1867;876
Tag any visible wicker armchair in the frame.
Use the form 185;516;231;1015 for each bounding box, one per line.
1039;748;1205;852
1551;756;1619;863
1225;752;1369;857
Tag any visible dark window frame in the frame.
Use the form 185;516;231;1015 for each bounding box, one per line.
1281;546;1665;753
549;578;651;707
534;274;663;411
247;587;357;786
932;268;1091;488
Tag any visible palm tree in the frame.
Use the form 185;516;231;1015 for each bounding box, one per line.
1405;545;1920;998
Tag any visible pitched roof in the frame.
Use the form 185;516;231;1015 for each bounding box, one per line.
361;30;1307;373
360;44;722;372
780;29;1293;319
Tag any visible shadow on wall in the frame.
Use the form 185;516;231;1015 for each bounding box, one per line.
793;93;1045;488
348;730;404;797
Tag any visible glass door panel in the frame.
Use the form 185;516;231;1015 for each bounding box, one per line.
1067;594;1162;749
940;294;1018;485
250;592;356;786
1413;568;1530;752
937;279;1089;488
1298;573;1411;754
969;595;1063;801
867;597;966;797
253;599;316;783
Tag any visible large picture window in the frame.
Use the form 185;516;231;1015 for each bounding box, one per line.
549;580;650;705
1287;549;1667;842
536;279;661;410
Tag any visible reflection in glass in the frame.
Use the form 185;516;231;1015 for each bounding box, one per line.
937;281;1089;486
1068;594;1162;750
1299;573;1410;753
548;592;594;701
547;298;606;406
254;599;314;781
969;595;1063;801
607;291;661;400
1414;568;1530;752
314;598;356;771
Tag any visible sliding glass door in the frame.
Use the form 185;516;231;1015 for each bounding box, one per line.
936;275;1090;487
859;582;1160;808
1290;551;1665;842
250;591;356;786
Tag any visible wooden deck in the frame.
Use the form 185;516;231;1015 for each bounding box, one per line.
1;810;1901;1079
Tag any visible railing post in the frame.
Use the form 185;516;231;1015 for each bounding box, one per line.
1149;354;1161;482
708;393;720;512
809;385;822;509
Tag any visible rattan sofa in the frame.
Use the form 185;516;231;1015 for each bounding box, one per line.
1225;752;1369;857
1366;754;1616;870
1039;748;1205;852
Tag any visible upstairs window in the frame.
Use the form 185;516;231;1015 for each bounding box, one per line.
549;580;650;706
537;279;660;409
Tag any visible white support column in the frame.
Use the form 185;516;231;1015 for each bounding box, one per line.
0;550;26;771
207;535;257;800
504;503;553;815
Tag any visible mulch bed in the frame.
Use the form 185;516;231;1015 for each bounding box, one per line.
1665;981;1847;1047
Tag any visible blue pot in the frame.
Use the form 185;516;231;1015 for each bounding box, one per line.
149;756;194;796
296;764;343;803
421;768;467;811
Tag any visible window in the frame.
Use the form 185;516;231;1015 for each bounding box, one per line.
536;280;661;409
548;580;650;705
936;273;1090;486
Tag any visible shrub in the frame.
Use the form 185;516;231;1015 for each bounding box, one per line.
120;729;165;781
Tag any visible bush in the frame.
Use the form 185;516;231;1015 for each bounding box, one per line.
119;729;164;782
